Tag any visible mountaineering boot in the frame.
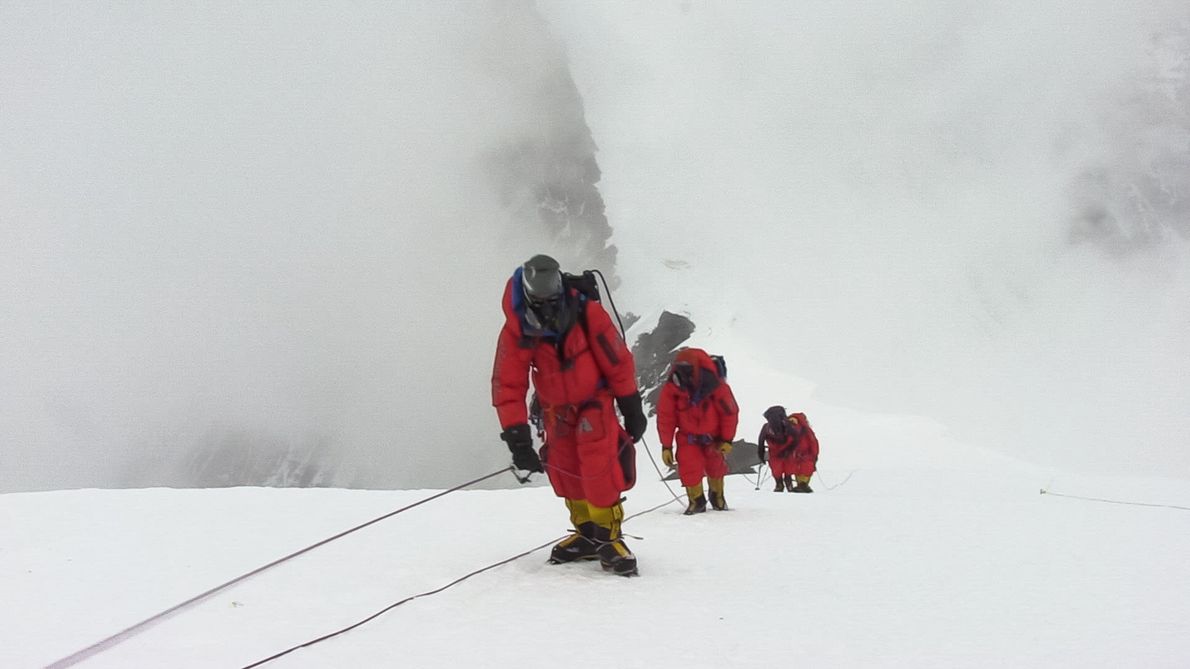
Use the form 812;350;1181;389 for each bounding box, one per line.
550;499;600;563
589;503;637;576
773;477;785;492
549;521;599;563
793;478;814;493
683;484;707;515
592;525;638;576
708;477;728;510
783;475;794;492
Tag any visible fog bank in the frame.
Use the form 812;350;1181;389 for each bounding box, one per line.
0;2;611;491
543;1;1190;475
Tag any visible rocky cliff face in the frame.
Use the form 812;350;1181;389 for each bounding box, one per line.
630;311;696;415
1069;24;1190;251
480;2;619;286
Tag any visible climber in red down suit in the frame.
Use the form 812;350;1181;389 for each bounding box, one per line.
656;347;739;514
757;405;819;492
492;254;647;576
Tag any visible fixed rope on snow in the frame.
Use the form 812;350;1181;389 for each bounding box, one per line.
813;469;856;492
242;483;686;667
1040;487;1190;512
46;466;519;669
239;536;563;668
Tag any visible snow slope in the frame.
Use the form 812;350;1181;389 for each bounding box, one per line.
7;402;1190;668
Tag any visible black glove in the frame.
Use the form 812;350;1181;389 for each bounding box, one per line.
501;423;543;473
615;392;648;443
758;448;766;464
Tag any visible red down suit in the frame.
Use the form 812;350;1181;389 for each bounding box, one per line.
656;348;739;487
759;412;819;479
491;277;638;507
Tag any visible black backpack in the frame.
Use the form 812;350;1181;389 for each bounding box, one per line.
710;354;727;379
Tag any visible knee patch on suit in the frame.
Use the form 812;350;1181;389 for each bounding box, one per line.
588;501;624;539
708;477;724;495
565;498;592;528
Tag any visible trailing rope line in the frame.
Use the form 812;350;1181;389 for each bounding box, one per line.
590;269;627;343
1040;488;1190;512
239;536;564;668
814;469;855;492
625;494;683;520
243;478;683;667
640;433;685;505
46;466;517;669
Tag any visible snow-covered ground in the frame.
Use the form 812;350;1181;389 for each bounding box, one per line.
8;401;1189;668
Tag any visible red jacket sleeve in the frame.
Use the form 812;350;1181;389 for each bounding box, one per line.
582;300;638;398
656;382;679;449
491;322;534;429
713;383;739;442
